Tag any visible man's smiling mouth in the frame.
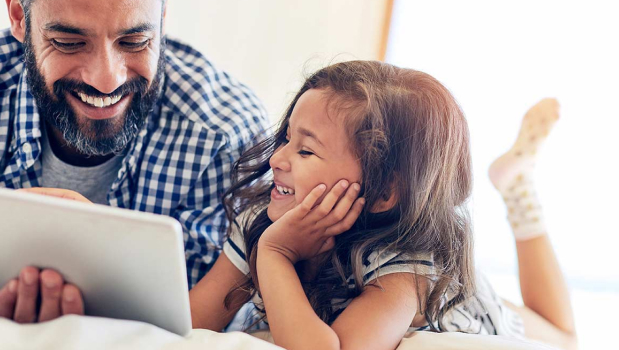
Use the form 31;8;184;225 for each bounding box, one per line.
73;91;124;108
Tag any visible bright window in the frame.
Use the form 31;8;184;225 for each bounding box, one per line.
387;1;618;348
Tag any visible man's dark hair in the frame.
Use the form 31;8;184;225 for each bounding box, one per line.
19;0;166;13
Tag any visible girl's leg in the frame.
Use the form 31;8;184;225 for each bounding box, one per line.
488;99;577;349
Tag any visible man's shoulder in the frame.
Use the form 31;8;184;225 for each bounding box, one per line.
161;37;269;145
0;28;25;92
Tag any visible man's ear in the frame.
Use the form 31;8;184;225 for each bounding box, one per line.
6;0;26;43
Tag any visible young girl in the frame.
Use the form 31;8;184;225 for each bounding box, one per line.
189;61;576;350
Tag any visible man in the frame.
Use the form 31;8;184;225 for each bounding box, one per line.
0;0;269;323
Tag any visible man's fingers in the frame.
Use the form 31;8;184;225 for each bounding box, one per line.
38;270;63;322
321;182;361;227
61;284;84;316
1;269;85;323
325;197;365;236
17;188;92;203
297;184;327;217
13;267;40;323
0;279;18;319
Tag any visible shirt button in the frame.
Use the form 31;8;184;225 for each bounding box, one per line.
22;142;33;153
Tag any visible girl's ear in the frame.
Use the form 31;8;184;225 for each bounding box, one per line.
7;0;26;43
369;181;398;213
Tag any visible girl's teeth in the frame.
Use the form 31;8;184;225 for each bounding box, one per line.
276;185;295;195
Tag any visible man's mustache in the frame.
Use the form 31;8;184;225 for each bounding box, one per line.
52;78;149;99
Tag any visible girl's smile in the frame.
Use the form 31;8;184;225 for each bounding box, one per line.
270;180;296;200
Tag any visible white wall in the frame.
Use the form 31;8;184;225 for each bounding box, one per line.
1;0;389;124
165;0;387;123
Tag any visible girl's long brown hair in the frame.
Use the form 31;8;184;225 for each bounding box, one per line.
223;61;475;331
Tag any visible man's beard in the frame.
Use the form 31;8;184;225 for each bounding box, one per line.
23;35;166;157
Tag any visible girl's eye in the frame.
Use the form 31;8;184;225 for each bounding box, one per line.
298;150;314;157
120;40;150;51
51;39;85;52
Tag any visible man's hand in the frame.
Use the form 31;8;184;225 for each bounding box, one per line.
16;188;92;203
0;267;84;323
0;190;88;323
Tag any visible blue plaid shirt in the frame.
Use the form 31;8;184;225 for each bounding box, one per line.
0;29;270;288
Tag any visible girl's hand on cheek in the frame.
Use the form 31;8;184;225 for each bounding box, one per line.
258;180;365;264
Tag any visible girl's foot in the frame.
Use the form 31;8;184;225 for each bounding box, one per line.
488;98;560;241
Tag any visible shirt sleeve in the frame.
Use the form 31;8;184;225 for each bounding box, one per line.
175;124;267;289
173;100;270;289
361;250;436;285
222;212;251;275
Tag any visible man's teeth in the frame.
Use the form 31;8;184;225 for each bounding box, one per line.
78;92;123;108
276;185;295;195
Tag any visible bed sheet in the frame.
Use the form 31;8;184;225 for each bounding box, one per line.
0;315;557;350
0;315;282;350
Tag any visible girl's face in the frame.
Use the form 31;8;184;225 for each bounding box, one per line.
267;89;362;222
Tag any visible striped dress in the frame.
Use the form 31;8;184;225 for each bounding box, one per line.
222;209;524;338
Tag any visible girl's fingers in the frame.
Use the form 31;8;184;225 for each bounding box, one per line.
296;184;328;218
320;182;361;227
307;179;350;222
317;237;336;255
325;197;365;236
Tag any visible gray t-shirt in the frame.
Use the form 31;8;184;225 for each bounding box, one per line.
40;128;124;205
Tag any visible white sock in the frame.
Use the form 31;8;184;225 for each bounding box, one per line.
488;98;559;241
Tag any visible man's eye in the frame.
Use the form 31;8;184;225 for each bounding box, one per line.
51;39;85;52
120;40;150;51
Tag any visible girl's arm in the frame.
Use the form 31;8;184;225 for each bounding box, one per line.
257;181;418;349
330;274;421;350
257;250;419;350
189;252;250;331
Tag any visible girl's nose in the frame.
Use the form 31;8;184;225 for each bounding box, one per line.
269;144;291;172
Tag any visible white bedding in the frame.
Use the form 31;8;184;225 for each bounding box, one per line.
0;315;556;350
0;316;282;350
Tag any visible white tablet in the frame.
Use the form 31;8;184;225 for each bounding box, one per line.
0;188;192;336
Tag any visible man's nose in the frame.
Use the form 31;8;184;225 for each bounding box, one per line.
81;45;127;94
